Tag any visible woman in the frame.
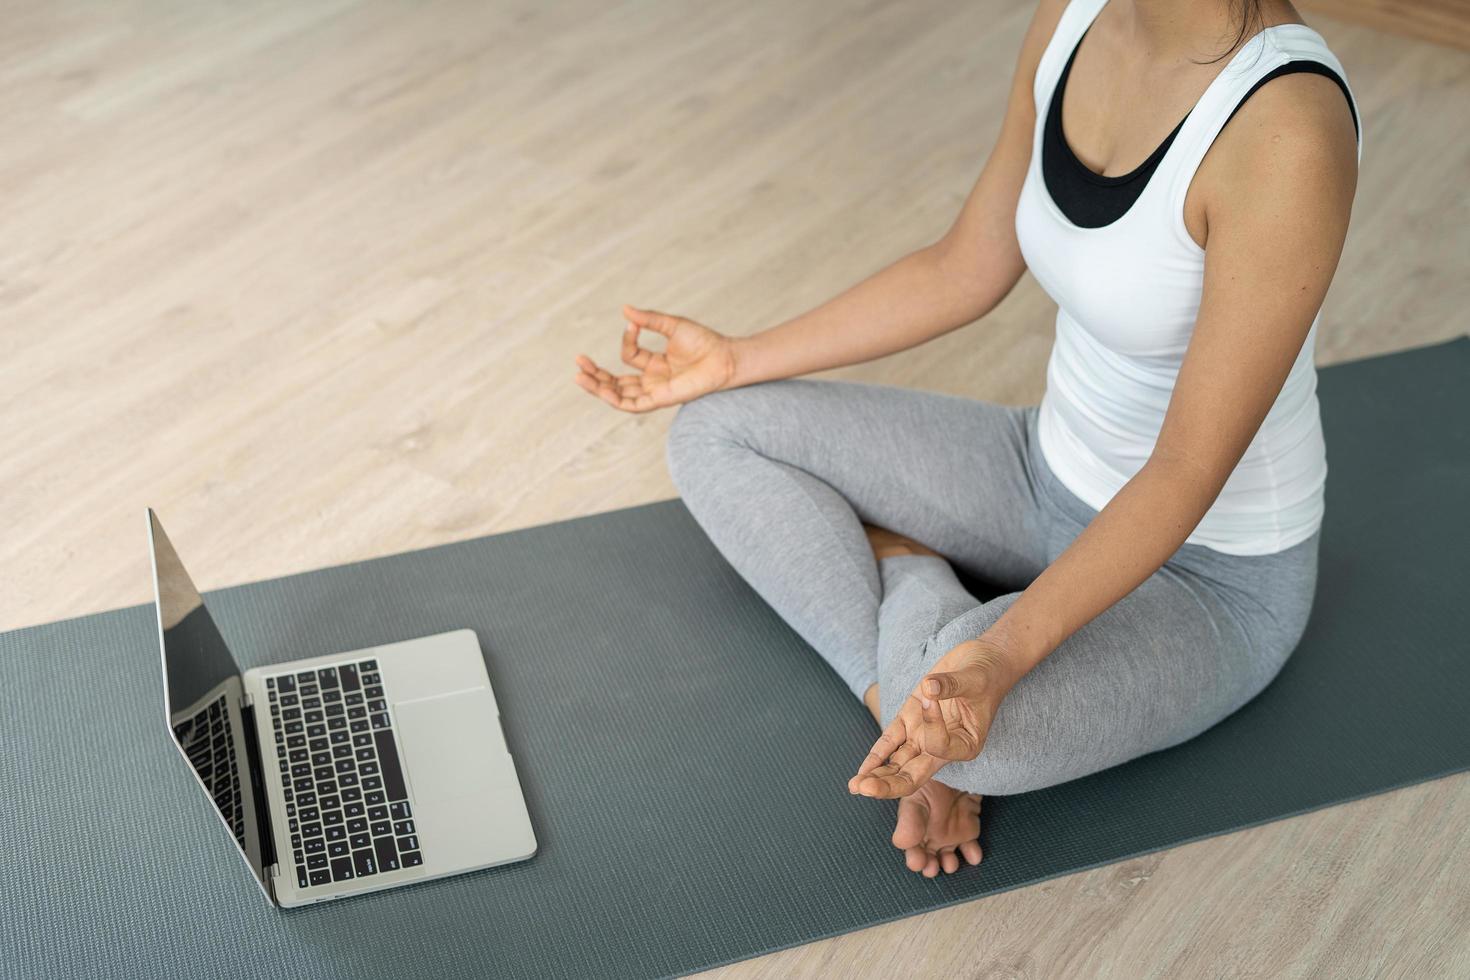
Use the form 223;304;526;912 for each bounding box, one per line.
574;0;1360;879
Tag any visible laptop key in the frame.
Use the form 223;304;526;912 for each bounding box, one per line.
309;869;331;887
393;820;414;836
297;867;308;889
353;848;377;878
347;817;368;834
329;841;350;858
401;850;422;868
370;821;391;837
330;857;354;882
307;854;328;870
340;663;360;692
397;835;418;852
374;835;399;872
390;801;412;820
373;730;409;801
350;833;371;850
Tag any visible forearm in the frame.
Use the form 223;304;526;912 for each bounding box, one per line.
728;239;1024;388
984;457;1224;677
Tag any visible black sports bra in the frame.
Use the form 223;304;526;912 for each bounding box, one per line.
1043;26;1360;229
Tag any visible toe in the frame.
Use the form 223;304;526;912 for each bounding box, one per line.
904;846;929;873
922;854;940;878
959;840;983;866
939;848;960;874
892;795;929;849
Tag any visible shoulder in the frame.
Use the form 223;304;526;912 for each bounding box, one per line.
1202;58;1360;226
1014;0;1073;86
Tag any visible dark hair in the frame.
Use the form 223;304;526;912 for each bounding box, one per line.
1198;0;1266;65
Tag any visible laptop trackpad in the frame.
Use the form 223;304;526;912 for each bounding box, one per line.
395;691;536;871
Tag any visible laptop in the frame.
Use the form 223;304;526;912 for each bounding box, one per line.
146;508;537;907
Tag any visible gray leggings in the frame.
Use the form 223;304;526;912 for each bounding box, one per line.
665;379;1320;796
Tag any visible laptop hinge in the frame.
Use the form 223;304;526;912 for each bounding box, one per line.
239;698;278;876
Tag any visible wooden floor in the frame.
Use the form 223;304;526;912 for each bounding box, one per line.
5;0;1468;974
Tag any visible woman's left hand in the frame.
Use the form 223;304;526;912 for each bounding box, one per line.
848;638;1021;798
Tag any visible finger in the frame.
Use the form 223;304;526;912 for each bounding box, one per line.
575;356;617;385
856;751;942;799
919;694;949;756
922;665;991;702
851;719;907;786
573;371;625;408
888;739;923;770
959;840;983;865
620;322;653;370
623;304;679;337
584;372;646;413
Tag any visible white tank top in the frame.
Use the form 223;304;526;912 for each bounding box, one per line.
1015;0;1363;556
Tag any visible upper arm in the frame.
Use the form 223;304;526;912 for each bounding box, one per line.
929;0;1067;301
1152;71;1359;488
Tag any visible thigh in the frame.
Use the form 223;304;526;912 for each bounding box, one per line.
880;563;1265;796
666;379;1050;589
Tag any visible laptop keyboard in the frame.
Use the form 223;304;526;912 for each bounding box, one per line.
172;693;246;848
265;658;422;890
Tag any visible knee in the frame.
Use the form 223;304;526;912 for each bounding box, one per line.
939;740;1067;797
665;385;781;490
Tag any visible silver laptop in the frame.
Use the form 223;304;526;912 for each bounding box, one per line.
146;509;537;907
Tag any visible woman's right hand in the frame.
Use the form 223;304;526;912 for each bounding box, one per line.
573;305;739;413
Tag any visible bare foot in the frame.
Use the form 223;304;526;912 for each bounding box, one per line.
891;777;983;877
863;524;942;562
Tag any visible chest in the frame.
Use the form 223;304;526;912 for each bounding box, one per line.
1015;146;1209;359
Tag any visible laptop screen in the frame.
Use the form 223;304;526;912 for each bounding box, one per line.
148;510;269;893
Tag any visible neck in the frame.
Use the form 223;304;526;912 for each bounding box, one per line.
1114;0;1269;64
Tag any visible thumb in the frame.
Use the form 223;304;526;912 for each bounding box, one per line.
623;304;679;338
921;666;990;702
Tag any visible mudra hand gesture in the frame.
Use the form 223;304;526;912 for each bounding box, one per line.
573;305;737;413
849;638;1020;798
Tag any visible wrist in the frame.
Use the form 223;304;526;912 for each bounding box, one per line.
725;334;759;389
965;630;1033;697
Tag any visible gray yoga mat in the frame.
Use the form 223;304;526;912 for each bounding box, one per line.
2;337;1467;980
